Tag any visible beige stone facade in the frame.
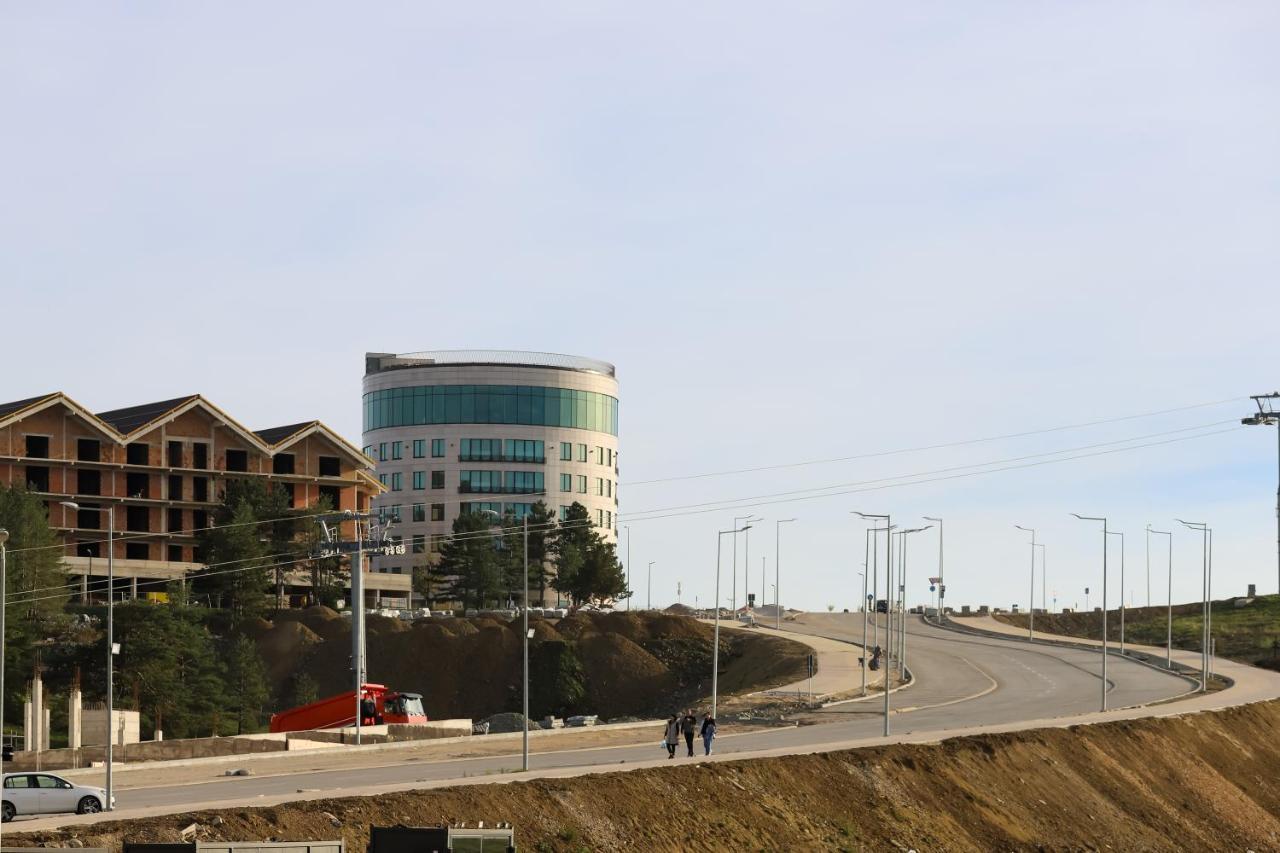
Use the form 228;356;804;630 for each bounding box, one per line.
362;351;620;607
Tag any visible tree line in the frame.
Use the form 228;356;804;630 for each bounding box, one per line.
420;501;629;610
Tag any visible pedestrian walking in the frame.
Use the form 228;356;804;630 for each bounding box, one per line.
681;709;697;757
663;713;680;759
700;713;716;756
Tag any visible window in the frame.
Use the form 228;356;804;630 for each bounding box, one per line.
431;471;444;489
77;540;100;557
560;473;571;492
576;475;587;494
362;385;620;436
192;442;209;469
379;442;388;462
279;482;296;507
168;441;183;467
24;466;49;491
503;439;544;462
560;442;573;461
168;474;182;500
193;509;208;531
389;505;402;523
378;473;388;486
25;436;49;459
504;502;533;519
461;501;502;517
363;445;376;458
431;439;445;458
193;477;209;502
78;469;101;496
596;446;605;465
413;439;425;458
126;506;150;532
596;509;605;527
412;503;426;522
167;508;183;532
460;438;500;461
594;477;604;496
430;534;445;554
391;472;403;491
318;484;341;508
412;471;425;490
460;470;501;493
431;503;445;521
126;472;149;498
3;776;29;789
559;505;570;521
391;441;403;460
318;456;341;477
76;504;101;530
127;443;149;465
577;443;587;462
412;534;426;554
272;453;295;474
503;471;543;494
168;544;184;562
126;542;150;560
77;439;100;462
226;449;248;472
606;479;612;498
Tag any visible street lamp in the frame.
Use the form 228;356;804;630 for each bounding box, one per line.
853;511;892;737
624;525;631;612
857;568;868;696
1071;513;1109;712
922;517;944;624
1014;526;1036;642
1242;392;1280;594
892;526;930;679
743;517;763;613
1178;519;1211;691
1106;530;1125;653
775;519;796;630
712;523;752;718
1148;526;1173;669
61;501;114;809
730;515;757;614
647;561;655;610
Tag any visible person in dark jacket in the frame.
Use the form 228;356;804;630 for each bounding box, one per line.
680;710;698;756
700;713;717;756
663;713;681;758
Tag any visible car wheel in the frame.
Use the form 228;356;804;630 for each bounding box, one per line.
76;796;102;815
2;801;14;823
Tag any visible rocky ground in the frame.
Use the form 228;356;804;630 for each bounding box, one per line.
13;699;1280;851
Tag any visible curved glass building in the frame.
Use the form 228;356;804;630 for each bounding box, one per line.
362;350;619;605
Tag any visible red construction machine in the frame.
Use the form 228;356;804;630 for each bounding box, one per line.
269;683;427;733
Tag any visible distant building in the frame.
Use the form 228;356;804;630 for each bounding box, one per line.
362;350;620;606
0;392;393;605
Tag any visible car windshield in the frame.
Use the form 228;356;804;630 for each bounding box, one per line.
403;696;425;716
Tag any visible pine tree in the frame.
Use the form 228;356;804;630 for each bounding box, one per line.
224;634;269;733
549;502;630;607
429;511;505;609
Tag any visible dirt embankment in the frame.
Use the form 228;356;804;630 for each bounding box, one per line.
17;700;1280;851
258;609;809;722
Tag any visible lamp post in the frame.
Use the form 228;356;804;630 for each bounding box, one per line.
1072;513;1109;712
712;523;752;718
858;569;868;696
892;526;930;679
854;512;892;736
744;518;763;612
923;517;943;623
1034;543;1046;614
60;501;114;809
1178;519;1211;691
1242;392;1280;594
730;515;753;615
647;561;655;610
1149;526;1173;669
624;525;631;612
775;518;796;630
1014;526;1036;641
1106;530;1125;653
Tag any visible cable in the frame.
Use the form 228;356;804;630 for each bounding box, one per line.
624;395;1245;486
618;425;1239;522
618;420;1236;517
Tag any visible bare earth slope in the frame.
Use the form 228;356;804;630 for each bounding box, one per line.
13;700;1280;852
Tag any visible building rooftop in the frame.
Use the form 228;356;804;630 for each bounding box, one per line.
96;395;199;434
254;421;318;446
0;393;59;420
365;350;615;378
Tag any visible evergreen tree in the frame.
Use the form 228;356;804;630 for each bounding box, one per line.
549;502;630;607
224;634;269;733
525;501;556;603
429;511;504;609
194;500;269;617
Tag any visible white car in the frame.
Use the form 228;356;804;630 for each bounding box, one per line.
2;772;113;821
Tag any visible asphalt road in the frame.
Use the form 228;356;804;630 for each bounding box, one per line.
23;612;1209;826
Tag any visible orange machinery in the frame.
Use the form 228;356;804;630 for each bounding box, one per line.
269;683;428;733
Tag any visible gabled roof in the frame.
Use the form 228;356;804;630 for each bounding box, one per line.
254;421;317;446
260;420;376;467
96;396;199;435
0;393;60;421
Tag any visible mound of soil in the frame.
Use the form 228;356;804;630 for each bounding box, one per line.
255;621;322;684
529;620;562;642
577;634;674;718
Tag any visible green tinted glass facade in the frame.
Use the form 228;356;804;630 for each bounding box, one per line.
364;385;619;435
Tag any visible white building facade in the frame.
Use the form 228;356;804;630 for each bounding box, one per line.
362;351;620;606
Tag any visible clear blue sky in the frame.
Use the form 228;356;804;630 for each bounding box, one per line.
3;3;1277;611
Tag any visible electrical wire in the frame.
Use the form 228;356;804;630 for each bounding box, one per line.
624;395;1245;486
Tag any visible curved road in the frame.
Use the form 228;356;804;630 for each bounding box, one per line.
16;612;1279;830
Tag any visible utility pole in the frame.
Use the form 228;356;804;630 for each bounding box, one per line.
854;512;892;737
624;526;631;612
522;515;529;771
1149;527;1173;668
1015;526;1036;641
1073;514;1109;712
1107;531;1125;653
923;517;943;623
1242;393;1280;594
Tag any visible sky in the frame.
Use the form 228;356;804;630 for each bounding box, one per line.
2;3;1278;612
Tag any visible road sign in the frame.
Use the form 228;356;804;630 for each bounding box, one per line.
929;585;936;592
928;577;942;585
807;654;815;677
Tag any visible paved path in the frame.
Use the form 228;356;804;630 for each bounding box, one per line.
15;612;1279;831
706;620;885;699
